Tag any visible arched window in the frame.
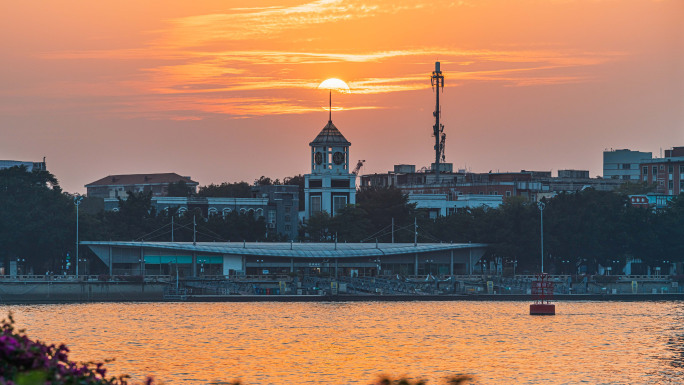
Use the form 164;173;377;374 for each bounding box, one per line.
222;208;232;218
208;207;218;217
255;208;264;217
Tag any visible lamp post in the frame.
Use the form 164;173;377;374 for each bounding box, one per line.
538;201;545;273
425;259;434;276
74;195;84;278
469;241;472;276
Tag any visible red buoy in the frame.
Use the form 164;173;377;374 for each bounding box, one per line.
530;273;555;315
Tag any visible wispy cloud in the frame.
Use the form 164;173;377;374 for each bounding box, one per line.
31;0;627;118
157;0;384;46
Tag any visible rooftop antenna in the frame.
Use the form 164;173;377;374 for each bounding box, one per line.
431;62;445;183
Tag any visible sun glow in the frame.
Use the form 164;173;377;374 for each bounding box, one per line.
318;78;351;93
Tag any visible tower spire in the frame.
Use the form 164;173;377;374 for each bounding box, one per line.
329;89;332;122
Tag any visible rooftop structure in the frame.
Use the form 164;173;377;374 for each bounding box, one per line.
603;149;652;181
0;158;46;172
85;173;199;199
361;165;622;209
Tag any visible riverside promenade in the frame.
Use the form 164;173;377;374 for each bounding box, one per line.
0;273;681;304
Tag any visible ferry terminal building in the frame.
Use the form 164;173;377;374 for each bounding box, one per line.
83;241;487;278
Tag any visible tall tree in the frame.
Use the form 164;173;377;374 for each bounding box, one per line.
198;182;252;198
0;166;74;273
167;180;194;197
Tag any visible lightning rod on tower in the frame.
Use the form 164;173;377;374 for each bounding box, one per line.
431;62;445;183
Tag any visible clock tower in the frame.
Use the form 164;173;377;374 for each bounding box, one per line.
304;119;356;220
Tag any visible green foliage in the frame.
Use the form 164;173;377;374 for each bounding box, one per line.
615;181;656;195
357;187;418;235
301;187;419;242
198;182;252;198
254;176;280;186
166;180;194;197
0;166;74;273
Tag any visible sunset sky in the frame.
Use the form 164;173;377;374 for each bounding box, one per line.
1;0;682;193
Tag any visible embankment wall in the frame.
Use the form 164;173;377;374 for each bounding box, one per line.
0;282;166;304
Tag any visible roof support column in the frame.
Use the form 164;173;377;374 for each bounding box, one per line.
450;250;454;276
290;258;294;273
140;247;145;277
108;246;112;276
335;258;339;279
192;251;197;277
414;253;419;276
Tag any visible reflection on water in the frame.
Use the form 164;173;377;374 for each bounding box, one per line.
666;303;684;371
7;301;684;384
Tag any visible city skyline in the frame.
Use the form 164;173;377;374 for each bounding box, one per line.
1;0;683;193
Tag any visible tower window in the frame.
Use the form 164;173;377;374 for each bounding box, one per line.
333;196;347;215
310;196;322;214
309;180;322;188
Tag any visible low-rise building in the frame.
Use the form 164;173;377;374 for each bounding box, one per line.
85;173;199;199
603;149;652;181
361;165;622;213
0;158;46;172
101;185;299;241
640;146;684;196
252;185;299;240
410;194;503;218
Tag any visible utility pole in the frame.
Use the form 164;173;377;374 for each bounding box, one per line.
171;215;174;242
391;217;395;243
74;196;84;278
414;217;418;246
538;201;546;273
193;215;196;246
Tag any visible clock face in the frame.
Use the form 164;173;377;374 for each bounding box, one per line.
314;152;323;165
333;151;345;165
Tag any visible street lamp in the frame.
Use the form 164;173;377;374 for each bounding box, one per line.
562;260;570;275
74;195;84;278
513;259;518;276
425;259;434;276
538;201;546;273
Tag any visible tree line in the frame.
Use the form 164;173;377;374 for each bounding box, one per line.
1;166;682;275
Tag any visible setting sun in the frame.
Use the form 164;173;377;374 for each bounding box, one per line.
318;78;351;93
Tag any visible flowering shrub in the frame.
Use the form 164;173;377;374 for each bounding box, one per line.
0;313;150;385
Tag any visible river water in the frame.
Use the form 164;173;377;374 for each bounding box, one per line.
5;301;684;384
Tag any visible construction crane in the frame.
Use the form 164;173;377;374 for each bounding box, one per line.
352;159;365;175
431;61;445;183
